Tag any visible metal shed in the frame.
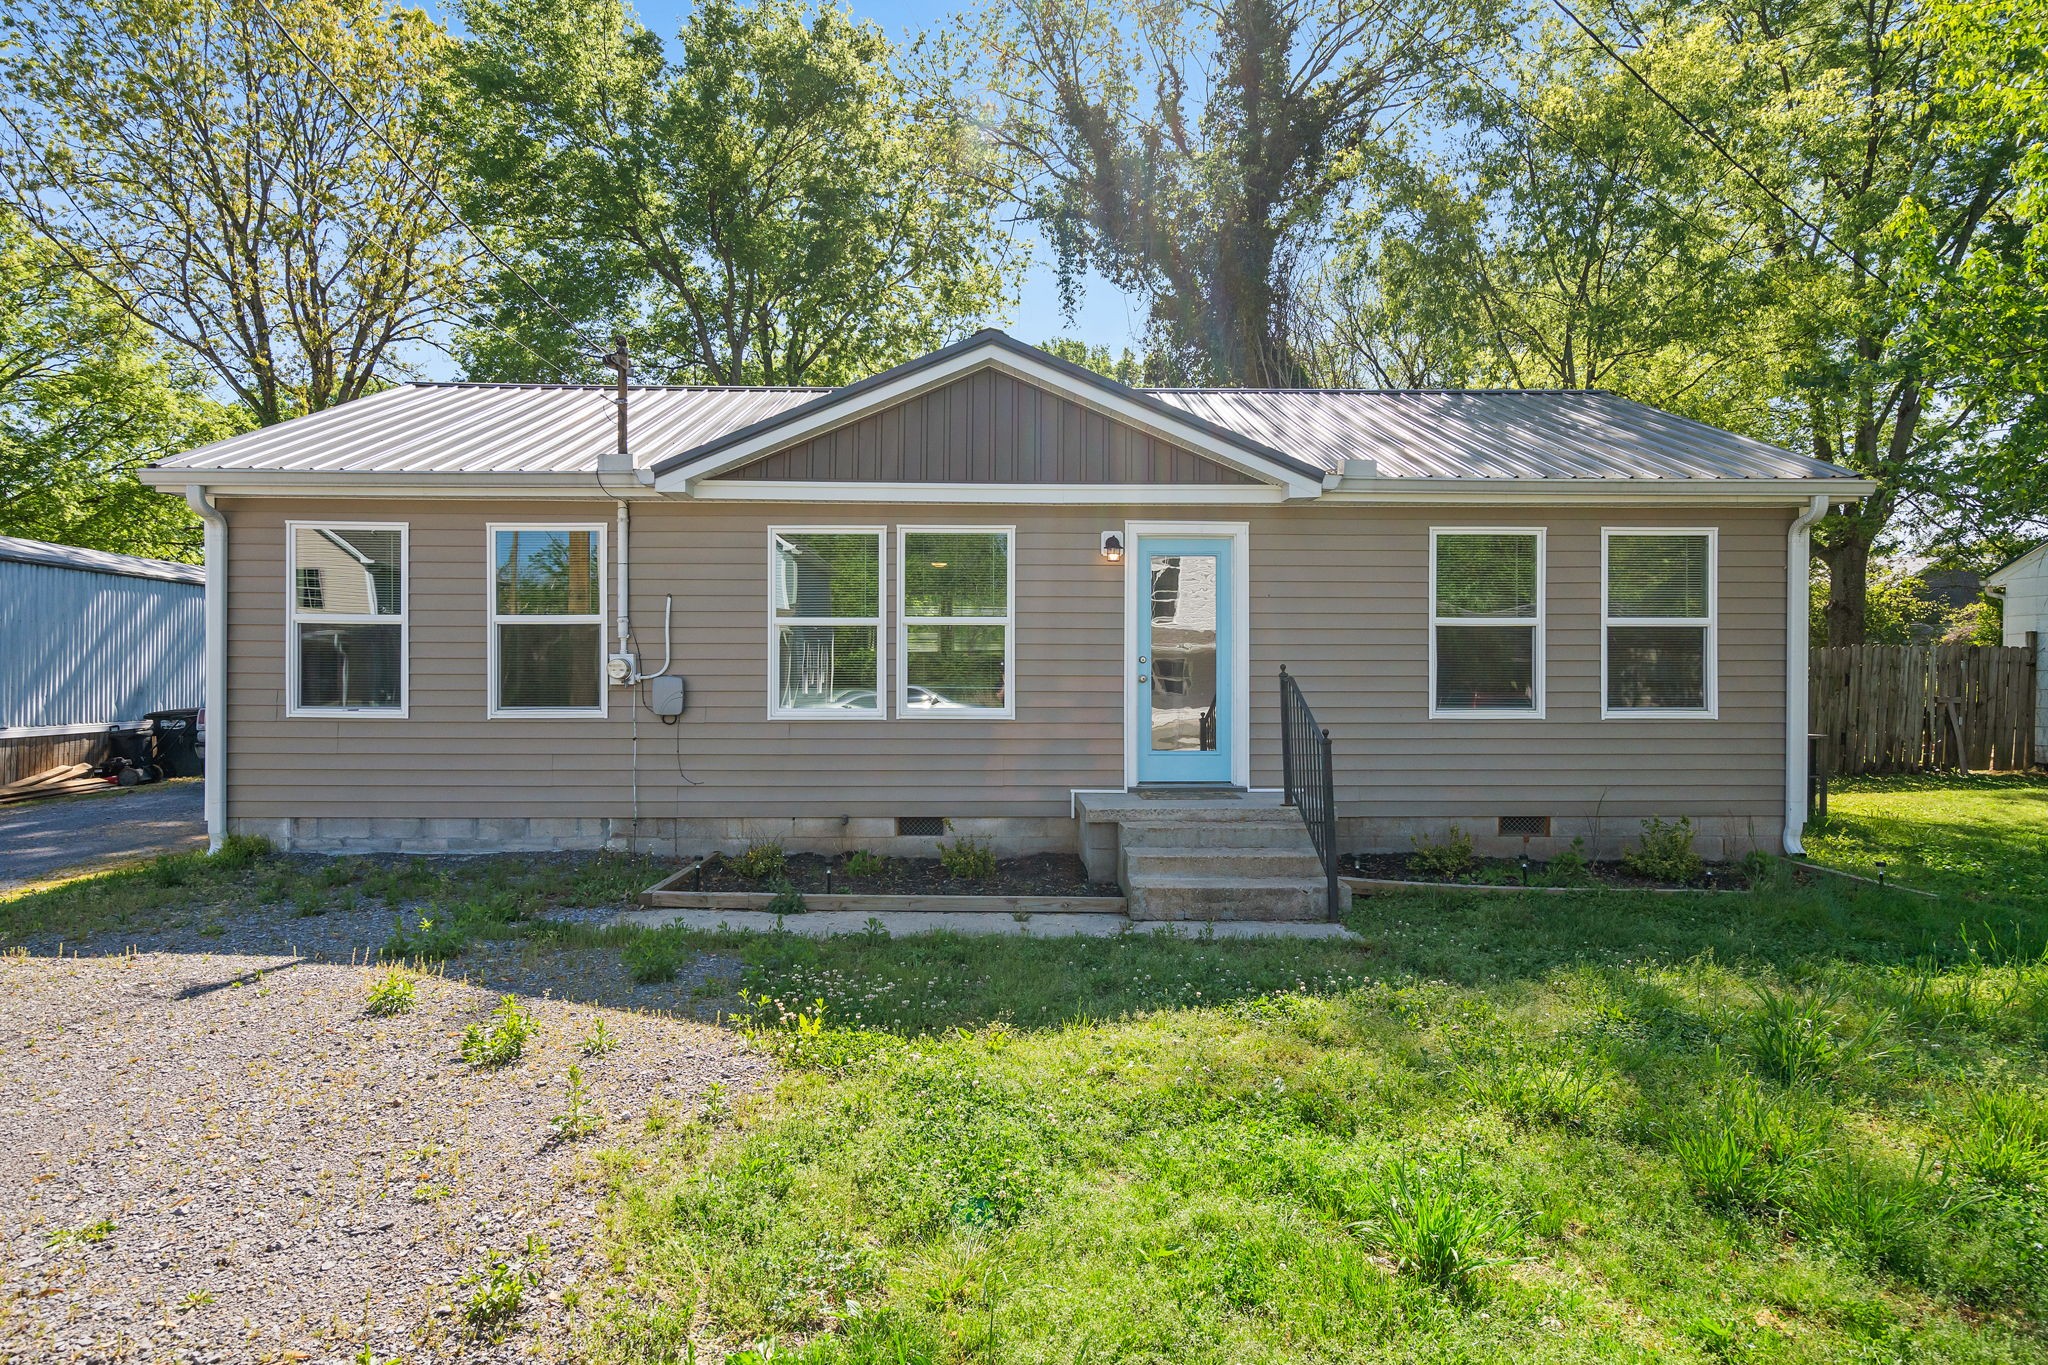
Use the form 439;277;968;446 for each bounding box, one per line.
0;534;204;784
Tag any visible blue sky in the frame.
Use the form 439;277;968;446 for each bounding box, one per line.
424;0;1148;356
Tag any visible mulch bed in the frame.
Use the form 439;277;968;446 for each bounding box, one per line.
689;851;1119;898
1345;852;1795;892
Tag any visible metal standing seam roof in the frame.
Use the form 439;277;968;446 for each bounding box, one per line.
0;534;205;585
148;377;1862;483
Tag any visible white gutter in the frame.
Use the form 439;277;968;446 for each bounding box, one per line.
1783;493;1830;855
184;485;228;853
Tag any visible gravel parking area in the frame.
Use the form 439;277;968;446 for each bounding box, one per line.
0;920;766;1362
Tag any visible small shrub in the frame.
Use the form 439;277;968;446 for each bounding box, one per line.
460;995;539;1068
843;849;887;879
1947;1089;2048;1188
937;836;998;882
766;880;808;915
1407;827;1475;879
458;1251;531;1338
208;833;273;870
731;841;787;882
1621;817;1704;883
549;1065;604;1140
580;1016;619;1058
1350;1158;1518;1297
1536;837;1594;888
364;967;418;1017
622;927;688;985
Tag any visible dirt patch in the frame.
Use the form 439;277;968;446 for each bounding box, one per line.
687;850;1118;898
0;948;766;1363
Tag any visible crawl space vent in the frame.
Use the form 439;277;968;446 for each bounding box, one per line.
895;815;946;837
1497;815;1552;838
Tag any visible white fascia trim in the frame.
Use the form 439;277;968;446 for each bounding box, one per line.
688;480;1291;505
1121;520;1253;790
656;348;1324;498
139;470;670;499
1321;478;1879;504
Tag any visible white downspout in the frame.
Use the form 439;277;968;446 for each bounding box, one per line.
1783;494;1830;855
185;485;228;853
616;498;631;671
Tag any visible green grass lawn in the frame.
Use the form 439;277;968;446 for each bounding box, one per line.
582;785;2048;1363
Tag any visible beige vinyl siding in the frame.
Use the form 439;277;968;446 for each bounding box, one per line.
726;370;1259;484
219;497;1790;827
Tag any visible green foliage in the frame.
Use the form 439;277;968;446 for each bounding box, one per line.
382;913;467;963
936;836;997;883
364;967;418;1017
1621;817;1704;884
731;842;787;882
458;1250;531;1338
622;927;690;985
1744;983;1888;1087
207;834;274;871
1669;1080;1830;1212
1537;837;1594;888
437;0;1013;385
1407;826;1475;879
44;1217;115;1250
549;1064;603;1140
1945;1089;2048;1188
580;1016;619;1058
460;995;538;1068
842;850;886;880
765;881;807;916
1351;1158;1521;1296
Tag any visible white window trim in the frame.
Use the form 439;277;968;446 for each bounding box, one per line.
767;525;888;721
895;525;1016;720
1427;526;1547;720
1601;526;1719;720
486;521;609;720
284;520;408;719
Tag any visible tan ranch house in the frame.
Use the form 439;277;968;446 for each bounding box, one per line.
140;331;1874;917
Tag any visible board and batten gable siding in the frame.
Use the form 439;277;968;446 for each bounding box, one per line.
218;497;1790;832
723;369;1260;484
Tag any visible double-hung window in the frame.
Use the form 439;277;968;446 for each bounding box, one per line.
771;528;884;717
490;524;606;716
898;527;1013;717
287;522;406;716
1603;529;1716;716
1430;528;1544;716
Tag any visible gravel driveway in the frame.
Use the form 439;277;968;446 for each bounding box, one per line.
0;907;766;1362
0;782;207;892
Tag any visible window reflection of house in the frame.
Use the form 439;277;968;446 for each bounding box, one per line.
1149;554;1219;753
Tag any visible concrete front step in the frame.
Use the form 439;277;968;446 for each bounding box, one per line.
1126;874;1338;922
1121;846;1328;881
1116;818;1314;849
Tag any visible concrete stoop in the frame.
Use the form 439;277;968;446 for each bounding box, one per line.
1078;791;1351;922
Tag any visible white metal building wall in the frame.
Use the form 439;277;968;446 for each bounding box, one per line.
0;558;204;731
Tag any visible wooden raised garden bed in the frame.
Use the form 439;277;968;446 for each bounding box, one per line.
641;854;1127;916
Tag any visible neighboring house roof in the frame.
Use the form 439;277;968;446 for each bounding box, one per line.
145;329;1868;488
0;534;204;585
1984;542;2047;589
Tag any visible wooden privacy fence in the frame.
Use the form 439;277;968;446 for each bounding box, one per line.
1810;641;2038;776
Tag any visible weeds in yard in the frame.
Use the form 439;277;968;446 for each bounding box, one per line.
732;841;788;882
364;967;417;1017
1458;1047;1609;1130
382;913;465;962
1744;982;1888;1086
208;834;272;869
1351;1158;1519;1297
937;836;998;882
622;926;689;984
1945;1088;2048;1188
1669;1078;1830;1211
176;1290;215;1311
45;1218;115;1249
1407;826;1475;878
1536;837;1594;887
1622;816;1704;883
580;1016;619;1057
460;996;538;1067
149;853;196;888
844;850;887;879
458;1250;533;1339
549;1065;604;1140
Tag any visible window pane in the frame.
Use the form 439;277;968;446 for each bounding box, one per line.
1608;535;1709;618
293;528;400;615
773;532;878;619
906;624;1006;710
295;622;402;709
777;624;878;712
1435;533;1538;618
1435;625;1536;711
495;529;600;616
904;532;1007;618
1607;626;1707;709
497;622;601;709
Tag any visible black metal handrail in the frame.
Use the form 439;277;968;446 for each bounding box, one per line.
1279;665;1340;920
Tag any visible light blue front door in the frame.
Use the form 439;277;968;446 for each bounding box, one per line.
1136;536;1234;784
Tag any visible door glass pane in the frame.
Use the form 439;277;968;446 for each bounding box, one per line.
1149;553;1218;752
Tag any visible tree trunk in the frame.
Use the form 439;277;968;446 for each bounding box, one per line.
1816;532;1871;646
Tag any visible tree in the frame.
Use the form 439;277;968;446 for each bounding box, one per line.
0;212;245;561
0;0;464;425
968;0;1498;386
438;0;1016;386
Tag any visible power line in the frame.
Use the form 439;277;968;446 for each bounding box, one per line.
1543;0;1883;283
246;0;615;376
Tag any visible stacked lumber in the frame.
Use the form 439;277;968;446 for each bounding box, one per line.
0;762;111;806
